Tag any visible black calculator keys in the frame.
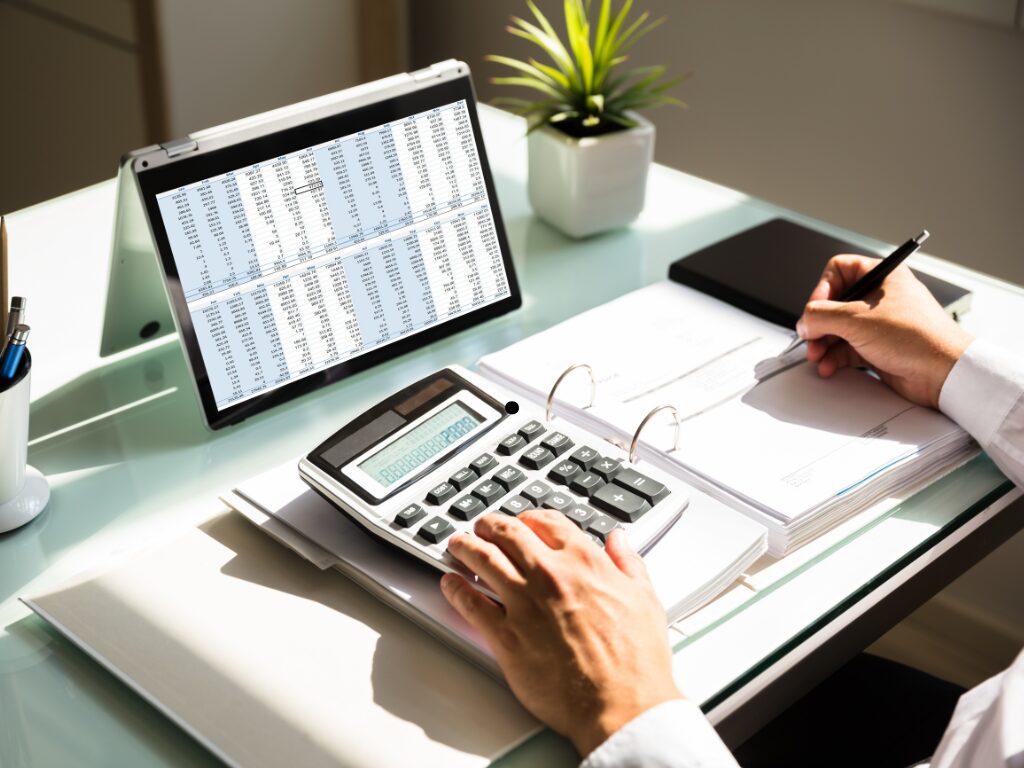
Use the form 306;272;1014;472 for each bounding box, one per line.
592;457;622;482
449;467;477;491
547;459;580;486
497;433;528;455
569;471;605;497
583;531;605;548
395;503;426;528
542;491;573;512
569;446;600;471
494;465;526;491
470;453;498;475
591;484;651;522
450;495;485;521
562;504;597;529
426;481;458;505
612;468;670;505
586;513;620;541
541;432;574;456
418;516;455;544
521;480;552;505
518;420;545;442
500;495;530;516
520;445;555;470
472;479;505;506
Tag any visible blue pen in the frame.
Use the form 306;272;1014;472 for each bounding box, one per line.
0;324;29;382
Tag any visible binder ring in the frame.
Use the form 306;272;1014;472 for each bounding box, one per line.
545;363;596;424
629;404;681;464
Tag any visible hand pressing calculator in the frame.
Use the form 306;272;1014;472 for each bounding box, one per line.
299;366;689;587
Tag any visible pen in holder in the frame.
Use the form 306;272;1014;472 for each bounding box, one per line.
0;350;50;533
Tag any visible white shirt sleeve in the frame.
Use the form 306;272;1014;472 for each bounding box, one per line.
580;700;739;768
938;338;1024;488
582;339;1024;768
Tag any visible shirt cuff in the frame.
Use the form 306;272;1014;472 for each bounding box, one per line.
580;699;739;768
938;338;1024;450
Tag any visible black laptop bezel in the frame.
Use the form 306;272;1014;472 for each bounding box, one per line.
134;75;521;430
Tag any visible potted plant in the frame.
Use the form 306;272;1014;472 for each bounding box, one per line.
488;0;685;239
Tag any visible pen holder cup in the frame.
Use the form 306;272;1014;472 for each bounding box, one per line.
0;351;49;533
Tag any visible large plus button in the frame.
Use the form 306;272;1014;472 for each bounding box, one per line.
591;483;650;522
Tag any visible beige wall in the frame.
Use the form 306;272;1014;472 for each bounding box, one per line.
0;0;147;214
155;0;360;138
411;0;1024;285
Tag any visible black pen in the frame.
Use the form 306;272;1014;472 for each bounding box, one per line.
779;230;930;355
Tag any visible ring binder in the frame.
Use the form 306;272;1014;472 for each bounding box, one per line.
545;363;596;424
629;404;681;464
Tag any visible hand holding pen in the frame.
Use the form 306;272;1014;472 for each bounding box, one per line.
794;246;973;408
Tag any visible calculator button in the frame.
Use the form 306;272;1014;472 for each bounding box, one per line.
497;434;528;456
540;432;574;456
426;482;458;505
568;471;605;497
520;445;555;470
449;467;477;491
469;453;498;475
591;484;651;522
542;491;573;512
417;516;455;544
562;504;597;529
518;420;545;442
493;465;526;491
521;480;552;505
548;460;581;486
394;503;426;528
612;468;670;505
450;495;485;521
583;531;605;548
569;446;600;471
500;495;531;516
472;480;505;506
585;513;621;541
592;458;623;481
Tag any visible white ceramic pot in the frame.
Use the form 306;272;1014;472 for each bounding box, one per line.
527;111;654;239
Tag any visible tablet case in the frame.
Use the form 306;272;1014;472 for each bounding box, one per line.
668;219;973;328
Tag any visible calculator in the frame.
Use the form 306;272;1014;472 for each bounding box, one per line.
299;366;690;588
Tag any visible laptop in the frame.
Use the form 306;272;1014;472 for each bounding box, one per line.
104;60;520;430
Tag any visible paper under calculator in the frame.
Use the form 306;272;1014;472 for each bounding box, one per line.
299;366;690;584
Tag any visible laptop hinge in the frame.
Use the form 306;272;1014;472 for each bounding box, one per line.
160;138;199;158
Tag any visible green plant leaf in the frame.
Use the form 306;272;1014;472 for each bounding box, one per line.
484;54;562;89
529;58;573;91
512;10;580;89
618;15;666;53
491;76;567;100
564;0;593;95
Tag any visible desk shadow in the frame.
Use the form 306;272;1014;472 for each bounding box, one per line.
739;364;896;438
29;341;206;474
2;615;223;768
203;512;528;759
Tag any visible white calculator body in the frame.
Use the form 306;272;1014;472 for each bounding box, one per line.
299;366;690;585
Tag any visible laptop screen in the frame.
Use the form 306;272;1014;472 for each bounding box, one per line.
153;97;511;413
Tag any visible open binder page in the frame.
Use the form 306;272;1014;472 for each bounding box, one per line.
478;281;975;554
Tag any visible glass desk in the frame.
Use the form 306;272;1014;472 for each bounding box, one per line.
1;106;1020;767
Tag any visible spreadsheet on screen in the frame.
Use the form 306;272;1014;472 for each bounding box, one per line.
156;99;510;410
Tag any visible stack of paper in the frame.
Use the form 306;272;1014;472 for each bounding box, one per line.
478;281;977;555
225;458;768;643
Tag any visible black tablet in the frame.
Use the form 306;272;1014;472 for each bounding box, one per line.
130;61;520;429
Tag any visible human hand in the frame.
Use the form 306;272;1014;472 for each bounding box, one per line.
441;510;682;757
796;254;973;408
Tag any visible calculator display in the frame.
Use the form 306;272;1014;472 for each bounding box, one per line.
358;402;481;488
